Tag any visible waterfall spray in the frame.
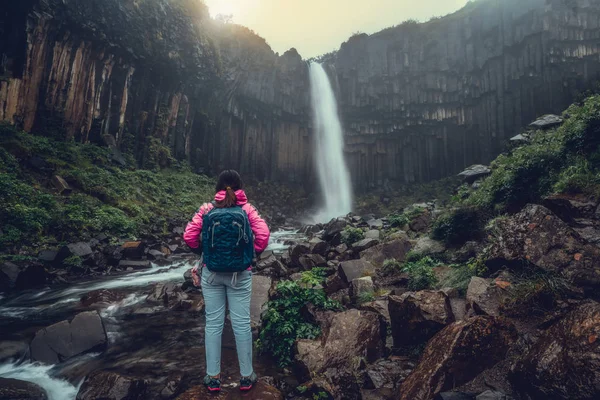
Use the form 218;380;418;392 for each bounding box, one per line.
309;62;353;222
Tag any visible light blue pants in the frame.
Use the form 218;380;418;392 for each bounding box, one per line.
201;267;254;377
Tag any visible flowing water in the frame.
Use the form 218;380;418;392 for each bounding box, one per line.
309;62;353;222
0;231;299;399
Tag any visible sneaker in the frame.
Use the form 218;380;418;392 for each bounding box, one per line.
240;372;258;391
203;375;221;392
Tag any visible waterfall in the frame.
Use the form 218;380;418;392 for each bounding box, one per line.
309;62;353;222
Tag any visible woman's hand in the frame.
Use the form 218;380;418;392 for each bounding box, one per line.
192;265;201;287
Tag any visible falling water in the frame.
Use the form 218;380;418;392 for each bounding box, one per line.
309;62;353;222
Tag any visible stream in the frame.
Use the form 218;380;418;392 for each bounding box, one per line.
0;230;303;400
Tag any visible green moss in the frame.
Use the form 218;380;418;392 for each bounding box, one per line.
464;95;600;213
431;207;485;246
0;126;214;252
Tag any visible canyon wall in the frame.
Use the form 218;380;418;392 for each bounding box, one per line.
333;0;600;188
1;0;600;191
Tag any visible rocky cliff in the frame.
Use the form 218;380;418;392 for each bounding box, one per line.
2;0;600;191
333;0;600;188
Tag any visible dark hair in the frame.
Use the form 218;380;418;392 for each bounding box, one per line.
215;169;243;208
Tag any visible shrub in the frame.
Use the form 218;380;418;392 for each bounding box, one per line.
357;291;375;304
257;280;341;367
431;207;483;246
402;256;439;291
341;227;364;245
382;258;403;276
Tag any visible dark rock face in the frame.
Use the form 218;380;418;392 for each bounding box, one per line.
389;291;455;347
3;0;600;188
0;378;47;400
334;0;600;188
397;316;517;400
486;204;600;288
76;371;147;400
30;311;107;364
0;262;47;292
512;301;600;400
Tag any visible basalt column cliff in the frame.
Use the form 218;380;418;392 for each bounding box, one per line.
333;0;600;188
1;0;600;190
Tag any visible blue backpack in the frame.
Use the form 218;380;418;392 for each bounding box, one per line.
201;205;254;272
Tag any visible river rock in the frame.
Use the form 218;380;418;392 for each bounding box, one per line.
398;316;517;400
0;262;46;292
0;378;48;399
458;165;491;184
486;204;600;287
296;309;386;379
121;241;145;260
76;371;147;400
0;341;29;363
80;289;128;308
338;259;373;283
389;291;455;347
118;260;151;270
175;380;283;399
30;311;107;364
289;243;310;267
360;238;412;268
511;301;600;399
56;242;93;263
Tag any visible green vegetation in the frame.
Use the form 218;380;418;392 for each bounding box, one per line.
431;207;485;246
436;257;485;295
388;206;425;228
0;124;214;252
402;256;440;291
500;267;570;317
357;291;376;304
382;258;403;276
466;96;600;212
257;269;341;367
430;96;600;248
341;226;365;246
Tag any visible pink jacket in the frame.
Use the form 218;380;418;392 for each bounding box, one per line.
183;189;270;254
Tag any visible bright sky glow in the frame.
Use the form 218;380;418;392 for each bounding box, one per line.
204;0;470;57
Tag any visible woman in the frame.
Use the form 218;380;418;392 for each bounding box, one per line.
183;170;270;392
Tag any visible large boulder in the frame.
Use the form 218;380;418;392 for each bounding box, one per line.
0;262;46;292
323;218;348;241
338;259;374;283
0;378;47;399
309;238;330;256
466;277;510;317
486;204;600;288
511;301;600;399
350;276;374;303
56;242;93;264
397;316;517;400
364;357;415;391
30;311;107;364
412;237;446;257
0;341;29;363
360;238;412;268
250;275;272;327
389;291;455;347
352;238;379;253
296;309;386;378
76;371;147;400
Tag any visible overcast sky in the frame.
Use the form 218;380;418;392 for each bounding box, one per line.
205;0;470;57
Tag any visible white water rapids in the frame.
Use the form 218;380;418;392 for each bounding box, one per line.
309;62;353;222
